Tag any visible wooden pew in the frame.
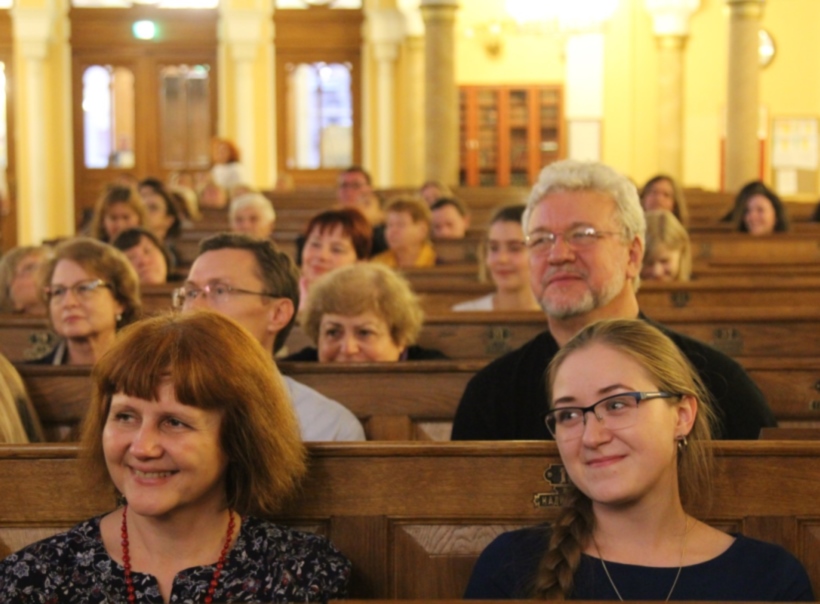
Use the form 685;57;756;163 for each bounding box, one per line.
284;308;820;360
16;361;482;441
0;315;56;363
17;358;820;441
415;276;820;314
1;442;819;598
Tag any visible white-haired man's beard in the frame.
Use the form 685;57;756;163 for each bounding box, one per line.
538;270;626;320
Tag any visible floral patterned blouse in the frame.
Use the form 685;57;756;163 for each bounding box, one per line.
0;515;351;603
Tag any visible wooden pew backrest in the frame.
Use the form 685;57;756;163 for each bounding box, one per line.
1;442;819;598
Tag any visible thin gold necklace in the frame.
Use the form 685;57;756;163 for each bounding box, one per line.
592;517;688;602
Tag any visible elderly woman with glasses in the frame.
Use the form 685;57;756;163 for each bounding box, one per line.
31;238;141;366
465;319;812;602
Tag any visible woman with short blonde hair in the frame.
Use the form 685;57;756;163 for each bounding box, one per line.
288;263;444;362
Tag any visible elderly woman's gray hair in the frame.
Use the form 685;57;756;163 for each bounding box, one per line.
302;263;424;347
229;192;276;223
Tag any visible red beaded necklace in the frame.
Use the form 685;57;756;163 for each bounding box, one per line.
120;505;236;604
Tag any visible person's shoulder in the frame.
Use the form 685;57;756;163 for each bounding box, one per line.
283;376;365;441
464;525;550;600
452;295;493;312
720;535;814;600
729;534;806;568
0;518;103;593
406;345;448;360
242;518;352;575
472;330;556;377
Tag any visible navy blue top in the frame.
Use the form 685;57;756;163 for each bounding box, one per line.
464;525;814;601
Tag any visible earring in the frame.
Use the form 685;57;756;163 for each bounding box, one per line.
116;313;123;323
676;435;689;453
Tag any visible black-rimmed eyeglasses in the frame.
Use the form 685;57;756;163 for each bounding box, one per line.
544;391;681;441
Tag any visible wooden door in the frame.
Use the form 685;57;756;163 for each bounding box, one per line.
274;6;363;187
70;8;216;230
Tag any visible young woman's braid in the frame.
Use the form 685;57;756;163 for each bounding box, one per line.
532;485;594;599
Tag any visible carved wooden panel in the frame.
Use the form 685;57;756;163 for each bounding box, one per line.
798;520;820;598
391;522;526;599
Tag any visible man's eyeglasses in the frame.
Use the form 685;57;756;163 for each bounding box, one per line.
525;226;622;256
172;283;278;310
45;279;112;304
544;391;681;441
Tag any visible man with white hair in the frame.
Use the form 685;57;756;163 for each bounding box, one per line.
451;160;775;440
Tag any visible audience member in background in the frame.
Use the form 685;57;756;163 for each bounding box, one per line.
731;180;790;235
419;180;453;207
175;233;364;441
0;311;351;602
335;167;387;255
453;205;539;312
32;238;141;366
372;197;436;268
229;192;276;240
211;137;246;191
289;263;446;362
640;174;689;226
89;185;146;243
451;160;775;441
641;210;692;282
112;227;175;285
138;178;184;243
0;245;51;314
337;165;372;207
169;184;201;222
465;319;812;601
300;208;372;309
0;352;44;443
431;197;471;240
199;178;229;210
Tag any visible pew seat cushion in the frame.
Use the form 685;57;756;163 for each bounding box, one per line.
451;315;775;441
464;525;813;601
0;515;351;603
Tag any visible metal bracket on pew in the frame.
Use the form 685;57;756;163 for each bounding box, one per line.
710;327;744;356
532;463;571;508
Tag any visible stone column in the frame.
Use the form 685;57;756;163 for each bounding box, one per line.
368;9;404;187
645;0;700;181
221;9;265;185
404;35;425;187
12;6;54;245
725;0;765;191
420;0;458;186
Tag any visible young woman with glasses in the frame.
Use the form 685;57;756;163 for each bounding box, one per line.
32;238;141;366
465;319;812;601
